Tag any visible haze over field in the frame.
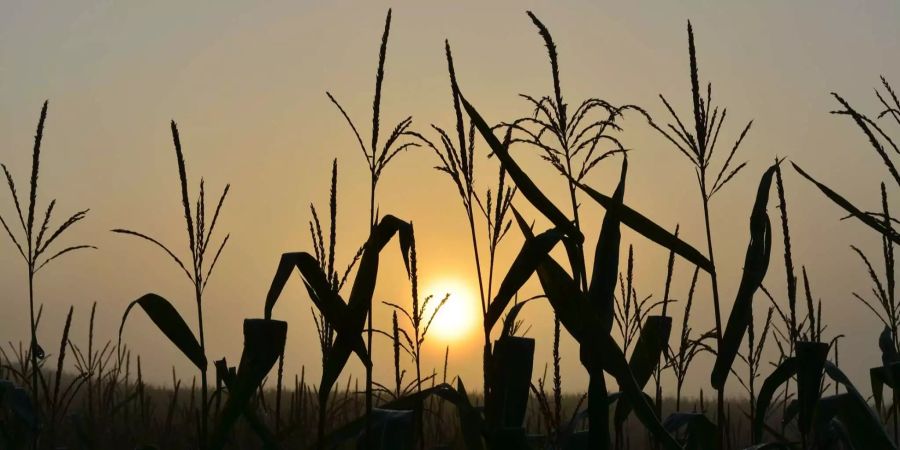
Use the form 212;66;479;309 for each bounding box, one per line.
1;0;899;399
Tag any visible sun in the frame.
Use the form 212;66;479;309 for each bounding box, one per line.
421;278;479;343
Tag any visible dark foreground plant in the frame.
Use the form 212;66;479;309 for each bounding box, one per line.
264;213;414;449
115;121;230;449
325;9;421;443
0;101;95;449
450;13;720;449
644;22;755;445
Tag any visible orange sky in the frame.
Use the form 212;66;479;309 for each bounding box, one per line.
1;0;899;396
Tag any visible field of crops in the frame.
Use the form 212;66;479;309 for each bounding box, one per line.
2;7;900;450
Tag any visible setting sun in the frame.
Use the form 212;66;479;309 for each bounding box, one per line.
422;278;480;343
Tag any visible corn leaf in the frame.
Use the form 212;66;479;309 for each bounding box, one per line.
264;252;346;324
614;315;672;426
459;93;582;242
753;357;798;443
501;298;535;338
488;336;535;429
576;181;713;274
320;382;484;450
588;158;626;333
211;319;287;449
662;412;716;450
820;360;895;449
814;393;895;450
321;214;413;406
871;366;888;412
263;252;369;367
509;208;678;449
796;341;829;435
119;293;206;371
485;227;565;334
792;162;900;243
712;163;777;390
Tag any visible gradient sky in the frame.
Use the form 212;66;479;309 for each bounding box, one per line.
1;0;900;397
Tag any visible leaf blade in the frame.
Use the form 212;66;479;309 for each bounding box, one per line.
711;163;777;390
119;293;206;371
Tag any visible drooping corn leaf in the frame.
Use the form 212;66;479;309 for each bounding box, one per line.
459;93;582;242
509;208;679;449
793;162;900;244
509;207;589;342
211;319;287;449
321;215;413;406
119;293;206;370
371;215;415;272
753;357;798;443
485;227;565;334
264;252;345;321
712;163;777;390
262;252;369;367
614;315;672;426
588;158;626;333
529;259;678;448
576;181;713;274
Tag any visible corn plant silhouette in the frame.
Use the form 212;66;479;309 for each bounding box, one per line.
114;121;230;450
420;40;517;408
325;9;421;443
642;22;756;446
306;160;361;369
381;226;449;399
793;78;900;243
265;213;414;449
790;77;900;448
0;101;95;449
498;14;641;440
448;12;718;449
662;266;715;411
381;225;449;447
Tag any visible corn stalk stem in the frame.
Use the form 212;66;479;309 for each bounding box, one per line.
28;266;38;450
699;172;726;450
365;176;376;449
195;282;208;450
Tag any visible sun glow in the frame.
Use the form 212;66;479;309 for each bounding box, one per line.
422;278;480;343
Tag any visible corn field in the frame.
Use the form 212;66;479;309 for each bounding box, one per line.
2;7;900;450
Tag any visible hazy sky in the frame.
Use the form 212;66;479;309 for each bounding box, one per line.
2;0;900;397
